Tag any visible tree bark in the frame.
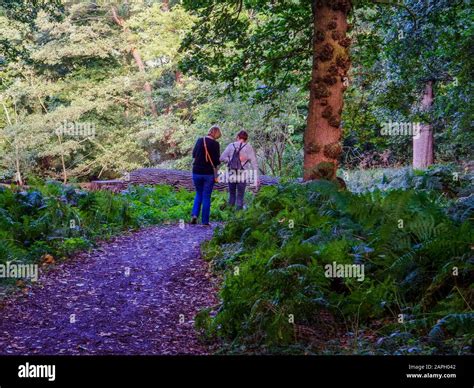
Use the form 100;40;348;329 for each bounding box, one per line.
175;70;183;84
36;95;68;184
1;101;23;185
413;80;434;169
111;7;158;117
56;132;68;184
90;168;279;192
303;0;352;181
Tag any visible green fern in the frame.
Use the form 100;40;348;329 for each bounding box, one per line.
428;313;474;341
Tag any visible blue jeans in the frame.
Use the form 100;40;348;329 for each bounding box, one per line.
192;174;215;224
228;182;246;210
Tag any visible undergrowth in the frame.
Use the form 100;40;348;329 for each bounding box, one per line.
198;180;473;354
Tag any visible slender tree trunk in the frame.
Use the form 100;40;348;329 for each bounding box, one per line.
56;132;68;184
36;95;68;183
14;139;23;185
175;70;183;84
303;0;352;181
1;101;23;185
413;80;434;169
130;47;157;117
111;7;158;117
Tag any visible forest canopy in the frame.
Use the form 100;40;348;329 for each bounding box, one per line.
0;0;472;184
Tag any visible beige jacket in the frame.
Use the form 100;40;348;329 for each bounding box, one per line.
220;141;259;178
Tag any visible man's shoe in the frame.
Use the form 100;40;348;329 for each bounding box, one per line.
191;216;197;225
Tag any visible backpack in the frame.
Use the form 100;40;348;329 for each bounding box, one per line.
228;143;247;170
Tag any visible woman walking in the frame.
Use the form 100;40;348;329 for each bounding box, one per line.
191;126;221;225
220;130;259;210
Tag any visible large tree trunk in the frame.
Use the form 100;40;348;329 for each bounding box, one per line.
303;0;352;181
111;7;158;117
90;168;279;192
413;80;434;169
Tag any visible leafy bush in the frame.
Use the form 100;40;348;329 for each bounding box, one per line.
200;181;473;354
342;164;473;197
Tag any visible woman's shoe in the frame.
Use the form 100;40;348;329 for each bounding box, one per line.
191;216;197;224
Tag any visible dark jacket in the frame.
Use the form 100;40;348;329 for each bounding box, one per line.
192;137;220;175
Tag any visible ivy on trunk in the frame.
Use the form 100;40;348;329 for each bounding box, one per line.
304;0;352;181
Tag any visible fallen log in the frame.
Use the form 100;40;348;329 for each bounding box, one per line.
90;168;280;192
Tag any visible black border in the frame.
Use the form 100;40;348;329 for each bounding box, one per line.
0;355;471;387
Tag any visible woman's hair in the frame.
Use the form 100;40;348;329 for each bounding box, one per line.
236;130;248;141
208;125;222;139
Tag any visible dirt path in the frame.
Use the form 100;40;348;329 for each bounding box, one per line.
0;224;219;355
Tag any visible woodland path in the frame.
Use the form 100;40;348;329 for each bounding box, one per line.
0;224;218;355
